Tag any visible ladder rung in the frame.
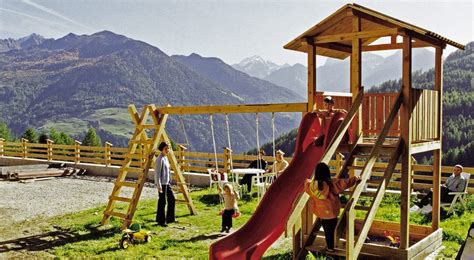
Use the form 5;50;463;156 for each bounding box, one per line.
366;179;381;185
136;125;159;129
122;167;144;173
110;196;133;203
341;190;376;197
131;139;154;144
107;211;128;219
347;166;388;172
118;181;138;188
341;204;371;211
352;154;392;159
176;199;189;204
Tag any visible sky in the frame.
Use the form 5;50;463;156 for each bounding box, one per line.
1;0;472;66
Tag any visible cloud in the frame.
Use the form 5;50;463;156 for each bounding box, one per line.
21;0;94;31
0;7;70;30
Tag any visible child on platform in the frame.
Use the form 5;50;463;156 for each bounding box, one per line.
218;184;240;233
304;162;359;252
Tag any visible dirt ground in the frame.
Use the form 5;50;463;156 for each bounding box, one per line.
0;176;157;239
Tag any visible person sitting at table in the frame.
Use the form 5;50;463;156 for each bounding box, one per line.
240;148;267;192
412;164;468;213
266;150;289;178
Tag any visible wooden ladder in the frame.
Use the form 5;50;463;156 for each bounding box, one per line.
290;89;365;259
300;91;404;260
101;104;197;229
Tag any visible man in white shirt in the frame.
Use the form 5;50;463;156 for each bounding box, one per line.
416;164;467;208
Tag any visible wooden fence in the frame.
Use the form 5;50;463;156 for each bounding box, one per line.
0;138;472;193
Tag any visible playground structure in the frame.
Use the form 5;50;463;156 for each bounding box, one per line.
0;3;468;260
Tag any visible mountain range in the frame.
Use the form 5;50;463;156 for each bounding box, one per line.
234;49;435;93
0;31;303;152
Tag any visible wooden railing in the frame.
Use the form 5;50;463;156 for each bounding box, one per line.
411;89;439;142
0;137;471;193
315;90;439;139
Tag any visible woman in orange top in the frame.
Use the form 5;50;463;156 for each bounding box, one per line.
304;162;359;252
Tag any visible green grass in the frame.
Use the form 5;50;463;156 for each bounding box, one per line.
40;108;134;139
1;190;472;259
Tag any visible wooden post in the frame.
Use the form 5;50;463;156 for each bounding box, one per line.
432;47;443;231
74;140;81;164
306;39;316;112
400;35;413;249
351;15;362;140
0;138;4;157
223;147;232;175
105;142;113;167
345;15;362;258
177;144;187;172
46;139;54;161
21;138;28;158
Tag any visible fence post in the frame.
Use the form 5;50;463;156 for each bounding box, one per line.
21;138;28;158
223;147;232;175
75;140;82;164
46;139;54;161
105;142;113;167
0;138;4;157
177;144;187;172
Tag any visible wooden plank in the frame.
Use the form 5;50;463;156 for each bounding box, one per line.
400;35;412;249
307;40;316;112
408;228;443;259
118;181;138;188
24;143;49;148
314;28;398;44
156;102;308;115
110;196;132;203
410;140;440;154
362;41;430;51
107;211;127;219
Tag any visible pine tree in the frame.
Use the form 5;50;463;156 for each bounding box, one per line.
59;132;74;145
21;128;39;143
0;122;12;141
39;132;49;144
82;128;102;147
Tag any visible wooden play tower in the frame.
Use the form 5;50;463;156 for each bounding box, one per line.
284;4;464;259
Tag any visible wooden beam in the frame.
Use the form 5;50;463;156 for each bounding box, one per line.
399;29;446;49
307;40;316;112
156;102;308;115
410;140;441;154
362;41;431;52
314;28;398;44
407;228;443;259
432;47;443;231
351;15;362;147
400;35;412;249
316;42;352;53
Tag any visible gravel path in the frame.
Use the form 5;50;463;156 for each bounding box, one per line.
0;176;157;227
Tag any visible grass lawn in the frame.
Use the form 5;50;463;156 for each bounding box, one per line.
1;188;472;259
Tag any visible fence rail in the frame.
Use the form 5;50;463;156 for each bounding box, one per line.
0;138;472;193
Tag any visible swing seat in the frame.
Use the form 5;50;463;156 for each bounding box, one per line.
218;209;240;218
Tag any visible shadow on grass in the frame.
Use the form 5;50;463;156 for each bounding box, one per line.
0;223;120;253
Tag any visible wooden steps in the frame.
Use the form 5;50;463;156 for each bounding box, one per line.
101;104;197;230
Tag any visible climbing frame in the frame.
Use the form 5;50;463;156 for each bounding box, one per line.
101;104;196;229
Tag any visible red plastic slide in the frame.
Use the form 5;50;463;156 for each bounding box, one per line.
209;111;347;260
